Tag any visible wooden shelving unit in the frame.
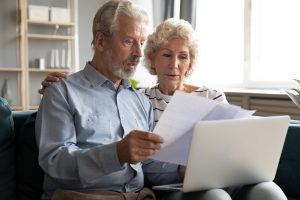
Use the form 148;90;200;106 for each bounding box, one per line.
0;68;22;72
12;0;78;110
27;20;75;26
27;34;75;40
29;68;70;73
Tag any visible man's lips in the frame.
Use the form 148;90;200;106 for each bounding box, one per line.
127;62;138;67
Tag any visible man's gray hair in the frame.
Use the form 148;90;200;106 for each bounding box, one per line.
92;0;149;44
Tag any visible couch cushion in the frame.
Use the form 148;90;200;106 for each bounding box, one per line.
0;97;16;200
12;110;36;136
14;111;44;200
275;122;300;199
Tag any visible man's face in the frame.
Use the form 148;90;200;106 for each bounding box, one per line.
103;15;147;79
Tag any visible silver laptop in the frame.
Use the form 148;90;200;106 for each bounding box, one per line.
152;116;290;192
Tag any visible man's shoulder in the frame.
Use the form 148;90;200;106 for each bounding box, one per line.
67;70;85;81
45;70;85;94
60;70;86;85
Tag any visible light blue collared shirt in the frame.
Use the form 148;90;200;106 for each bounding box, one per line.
36;63;156;199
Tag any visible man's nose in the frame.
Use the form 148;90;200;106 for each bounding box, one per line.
132;43;142;57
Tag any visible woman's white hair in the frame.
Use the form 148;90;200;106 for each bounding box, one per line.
92;0;149;44
143;18;198;77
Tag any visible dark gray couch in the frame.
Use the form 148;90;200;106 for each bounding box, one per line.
0;97;299;200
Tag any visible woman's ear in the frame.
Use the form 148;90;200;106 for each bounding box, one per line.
94;32;105;51
185;63;193;77
149;55;156;73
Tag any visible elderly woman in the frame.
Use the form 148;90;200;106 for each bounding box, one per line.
39;18;287;200
142;18;227;124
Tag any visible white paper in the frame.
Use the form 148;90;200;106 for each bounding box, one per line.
151;91;255;166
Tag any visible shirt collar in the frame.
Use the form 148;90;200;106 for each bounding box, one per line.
83;62;133;89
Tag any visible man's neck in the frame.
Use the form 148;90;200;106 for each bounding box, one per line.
90;60;122;89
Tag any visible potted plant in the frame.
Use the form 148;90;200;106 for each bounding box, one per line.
285;79;300;108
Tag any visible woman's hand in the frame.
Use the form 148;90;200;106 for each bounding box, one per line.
178;165;186;178
38;72;67;94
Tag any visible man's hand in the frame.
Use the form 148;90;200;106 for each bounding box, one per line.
117;130;164;165
38;72;67;94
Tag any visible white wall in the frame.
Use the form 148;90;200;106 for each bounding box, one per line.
77;0;103;69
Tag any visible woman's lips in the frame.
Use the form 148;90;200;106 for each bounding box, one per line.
165;74;179;79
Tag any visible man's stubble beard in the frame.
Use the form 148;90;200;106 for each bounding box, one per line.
105;50;140;79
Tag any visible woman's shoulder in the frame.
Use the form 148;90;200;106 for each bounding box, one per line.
140;85;159;96
183;84;214;94
183;84;199;93
192;85;228;103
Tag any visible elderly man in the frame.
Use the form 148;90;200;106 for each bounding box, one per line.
36;0;159;199
36;1;183;200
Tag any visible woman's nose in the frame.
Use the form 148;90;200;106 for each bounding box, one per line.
169;57;179;69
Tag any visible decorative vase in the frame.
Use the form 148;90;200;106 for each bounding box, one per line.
1;79;12;105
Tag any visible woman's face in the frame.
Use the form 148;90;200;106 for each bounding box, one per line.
152;38;191;94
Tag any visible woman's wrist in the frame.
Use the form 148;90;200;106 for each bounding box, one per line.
178;165;186;178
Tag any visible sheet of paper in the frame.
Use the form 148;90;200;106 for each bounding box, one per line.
151;91;255;166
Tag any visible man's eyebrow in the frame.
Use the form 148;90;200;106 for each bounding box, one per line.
122;35;135;40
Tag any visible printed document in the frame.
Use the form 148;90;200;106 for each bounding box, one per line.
151;91;255;165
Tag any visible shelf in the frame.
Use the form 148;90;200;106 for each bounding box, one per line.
28;33;74;40
12;106;24;110
0;67;22;72
29;105;39;110
29;68;70;73
28;20;75;26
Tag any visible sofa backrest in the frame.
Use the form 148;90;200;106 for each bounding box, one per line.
13;110;44;200
0;96;43;200
274;121;300;199
0;97;16;200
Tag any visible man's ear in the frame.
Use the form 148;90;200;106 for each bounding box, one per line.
94;32;105;51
